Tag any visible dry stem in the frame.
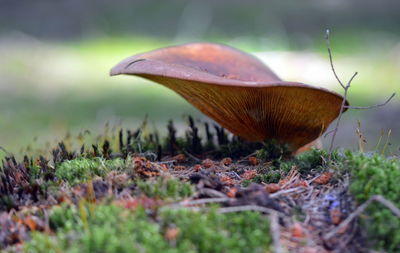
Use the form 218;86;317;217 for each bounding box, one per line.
269;211;283;253
323;195;400;240
325;29;395;158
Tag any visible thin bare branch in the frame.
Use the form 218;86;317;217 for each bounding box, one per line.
196;188;227;198
237;151;257;163
346;72;358;88
345;93;396;109
325;29;346;89
325;30;361;157
218;205;277;214
323;195;400;240
269;211;283;253
178;197;230;206
323;129;337;138
183;149;202;162
270;187;308;198
328;88;349;155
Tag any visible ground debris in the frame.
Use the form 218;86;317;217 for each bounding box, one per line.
1;120;393;252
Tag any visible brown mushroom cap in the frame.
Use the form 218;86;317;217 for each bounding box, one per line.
110;42;348;151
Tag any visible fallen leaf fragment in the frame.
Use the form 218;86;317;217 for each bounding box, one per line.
220;175;235;186
242;169;257;180
226;187;238;198
330;208;342;225
314;172;333;185
248;156;259;166
174;165;186;171
291;223;305;238
23;216;37;231
132;157;161;177
171;154;186;163
265;183;281;193
202;159;214;168
220;157;233;166
293;180;309;188
193;164;202;172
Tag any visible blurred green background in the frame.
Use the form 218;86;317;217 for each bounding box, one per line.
0;0;399;159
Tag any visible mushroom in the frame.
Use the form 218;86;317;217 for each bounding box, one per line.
110;42;347;152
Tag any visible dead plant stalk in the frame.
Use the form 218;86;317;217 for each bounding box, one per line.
325;29;395;159
323;195;400;240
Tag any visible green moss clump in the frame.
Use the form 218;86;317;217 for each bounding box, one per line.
136;177;193;200
161;208;271;253
55;157;126;185
248;170;282;185
255;140;290;161
294;148;338;174
24;204;271;253
25;204;167;253
345;152;400;252
243;148;337;186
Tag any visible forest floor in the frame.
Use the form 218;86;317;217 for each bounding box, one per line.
1;120;399;253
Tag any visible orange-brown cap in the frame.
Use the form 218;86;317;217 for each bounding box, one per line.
110;42;348;151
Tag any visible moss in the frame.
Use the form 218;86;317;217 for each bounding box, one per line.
293;148;339;174
255;140;290;161
161;208;271;253
28;164;42;181
24;203;271;253
250;170;282;184
345;152;400;252
0;195;17;211
243;148;337;186
55;157;126;185
136;177;193;200
25;204;167;253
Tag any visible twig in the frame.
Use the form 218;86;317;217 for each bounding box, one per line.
227;171;242;180
183;149;201;162
162;205;203;212
270;187;308;198
237;151;257;163
158;160;176;165
344;93;395;109
218;205;277;214
43;209;51;235
196;188;227;198
356;120;366;152
382;129;392;155
323;195;400;240
325;29;395;158
337;220;358;252
323;129;337;138
269;211;283;253
178;197;230;206
304;186;315;200
327;68;357;155
326;31;345;90
374;129;385;151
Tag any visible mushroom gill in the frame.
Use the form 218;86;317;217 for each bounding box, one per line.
110;42;348;151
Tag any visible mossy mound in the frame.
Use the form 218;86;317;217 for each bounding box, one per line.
1;120;399;252
23;204;270;253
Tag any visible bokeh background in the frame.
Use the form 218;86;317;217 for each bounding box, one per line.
1;0;399;159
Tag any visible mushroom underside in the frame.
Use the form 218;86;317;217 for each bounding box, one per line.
110;42;347;151
141;74;343;150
